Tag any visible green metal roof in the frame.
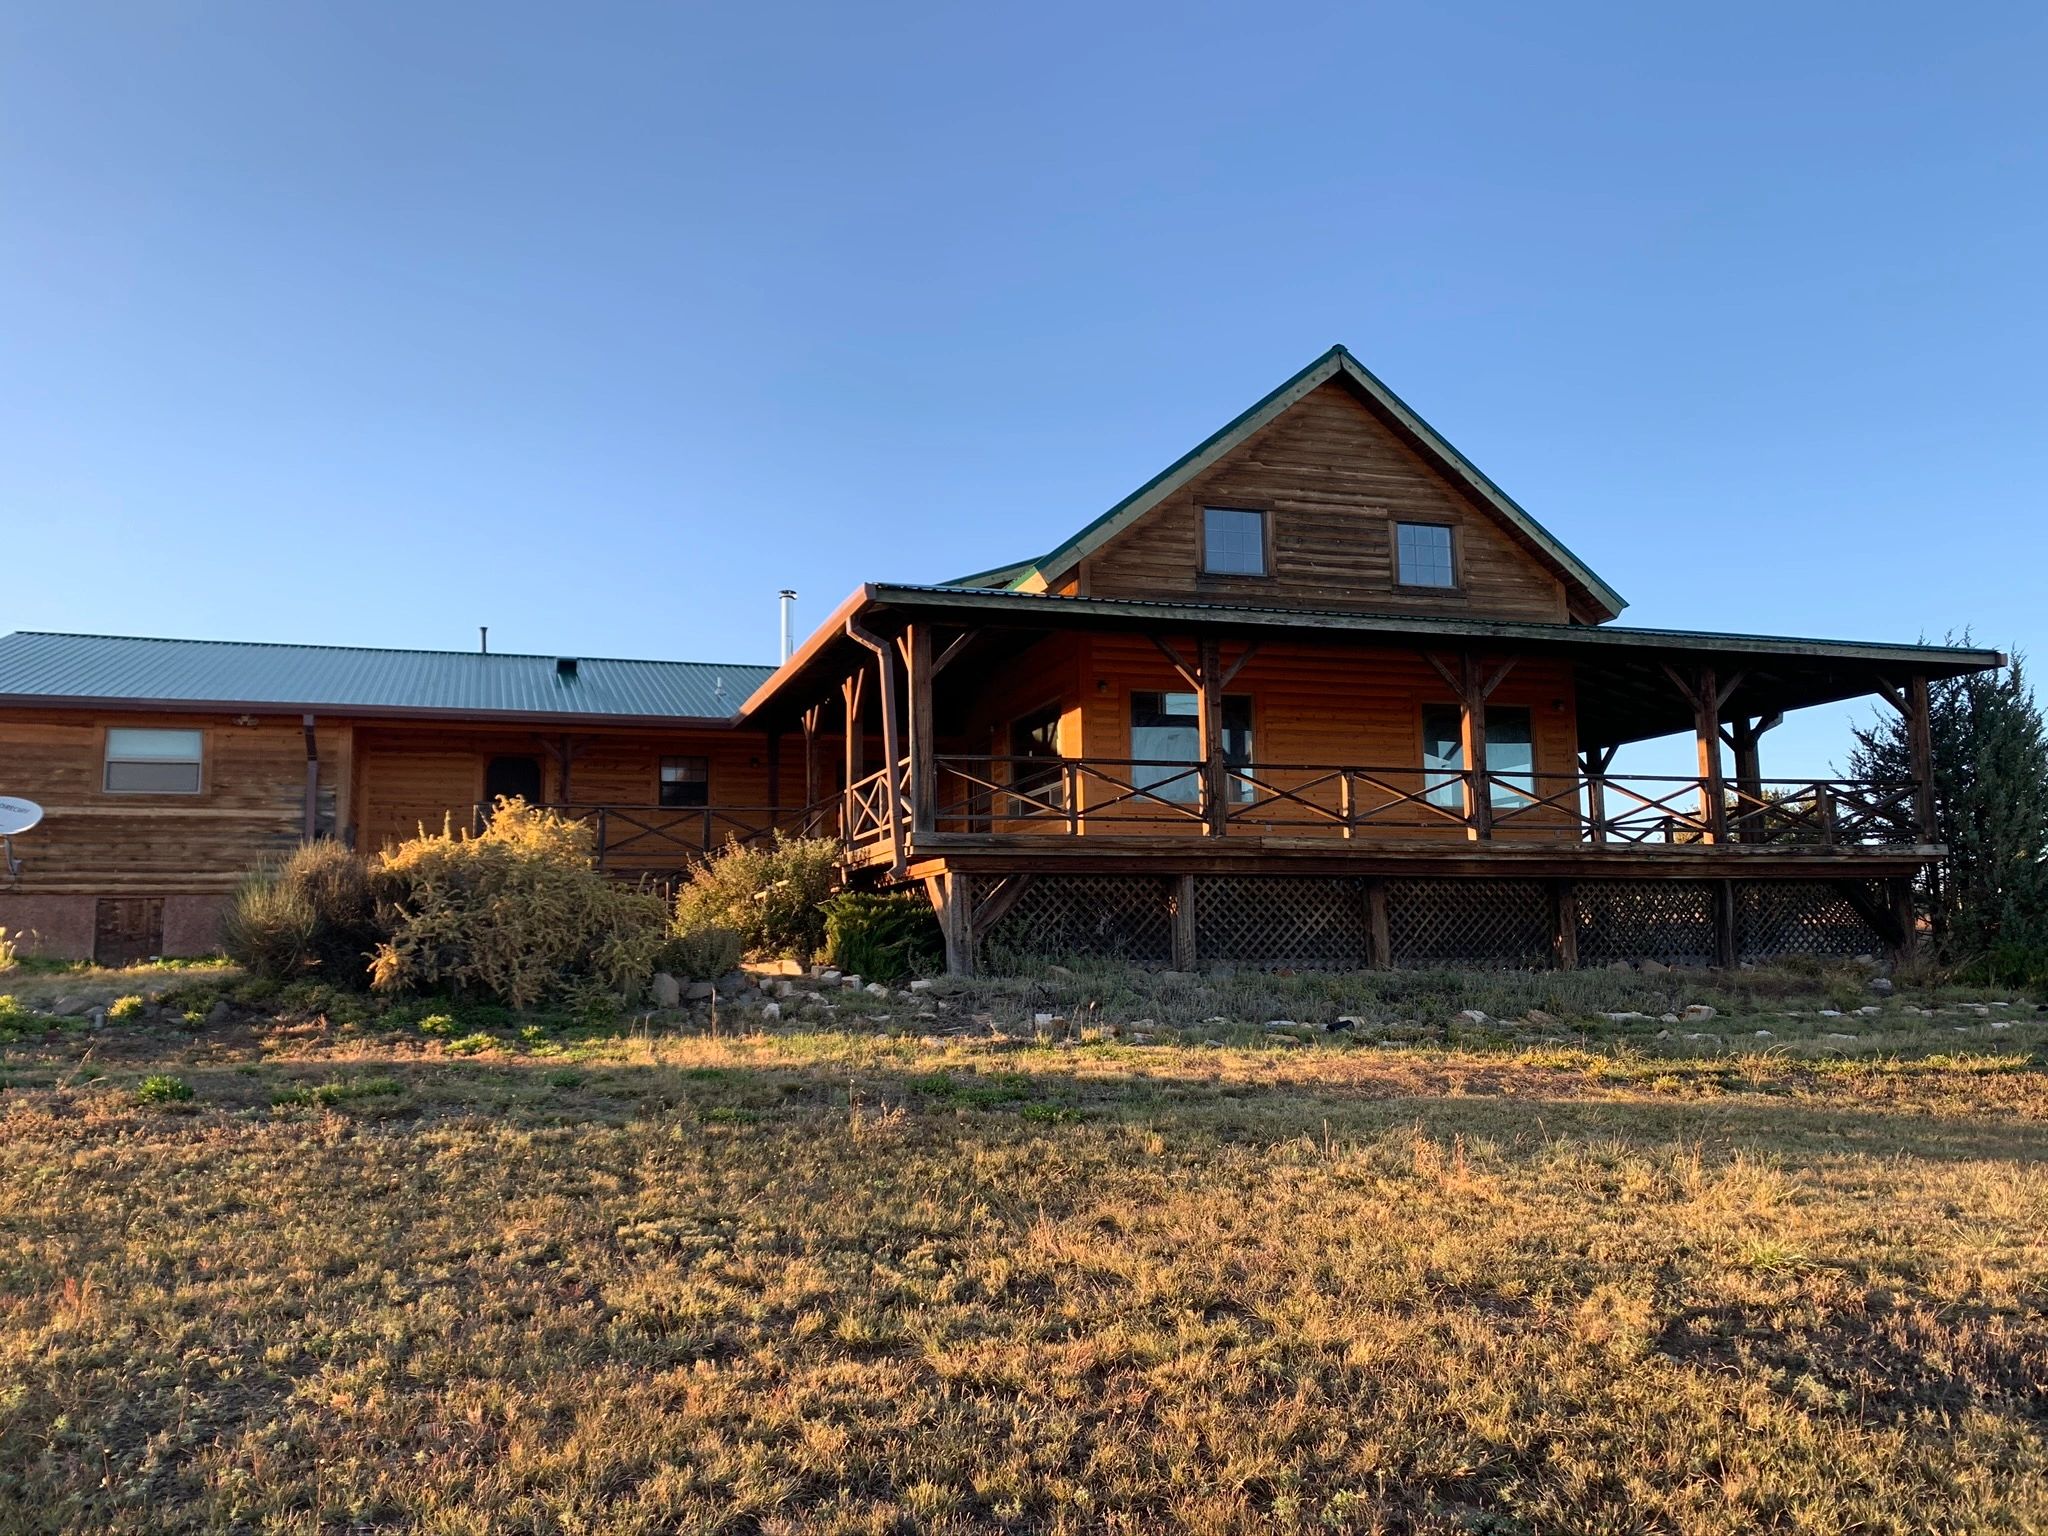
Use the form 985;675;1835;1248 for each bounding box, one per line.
995;345;1629;621
0;632;774;723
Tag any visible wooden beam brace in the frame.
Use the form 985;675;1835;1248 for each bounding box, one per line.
1149;635;1203;692
931;631;973;678
971;872;1033;933
1215;641;1263;689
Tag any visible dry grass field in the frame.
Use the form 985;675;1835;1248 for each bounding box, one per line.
1;964;2045;1534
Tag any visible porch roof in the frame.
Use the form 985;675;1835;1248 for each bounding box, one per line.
740;584;2004;749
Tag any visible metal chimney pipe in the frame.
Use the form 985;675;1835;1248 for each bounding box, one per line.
778;590;798;662
479;626;489;655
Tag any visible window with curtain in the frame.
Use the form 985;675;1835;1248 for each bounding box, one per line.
1421;705;1534;809
659;756;709;808
103;728;204;794
1130;691;1252;803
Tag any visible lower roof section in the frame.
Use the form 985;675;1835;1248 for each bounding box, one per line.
742;584;2004;749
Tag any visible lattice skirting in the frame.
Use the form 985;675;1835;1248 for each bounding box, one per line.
975;873;1176;966
1576;880;1717;967
967;873;1890;971
1195;876;1373;969
1385;878;1553;968
1737;880;1883;960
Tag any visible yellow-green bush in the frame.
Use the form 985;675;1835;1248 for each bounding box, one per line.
370;799;668;1008
659;923;745;981
672;835;840;960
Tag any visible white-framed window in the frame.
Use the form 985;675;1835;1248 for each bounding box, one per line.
1201;507;1267;576
659;756;709;808
104;727;204;794
1396;522;1457;589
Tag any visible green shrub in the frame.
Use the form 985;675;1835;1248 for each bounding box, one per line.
823;890;943;984
135;1074;193;1105
672;835;840;961
369;800;668;1008
107;995;145;1021
659;923;745;981
223;840;379;986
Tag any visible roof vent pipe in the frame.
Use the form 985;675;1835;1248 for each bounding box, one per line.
779;590;798;663
479;626;489;654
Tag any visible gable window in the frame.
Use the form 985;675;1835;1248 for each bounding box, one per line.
1421;705;1534;810
1131;691;1252;803
659;756;709;808
1201;507;1267;577
104;728;204;794
1396;522;1457;589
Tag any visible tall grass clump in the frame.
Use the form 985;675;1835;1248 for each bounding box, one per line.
0;926;16;972
823;890;942;983
671;835;840;960
222;840;379;985
370;799;668;1008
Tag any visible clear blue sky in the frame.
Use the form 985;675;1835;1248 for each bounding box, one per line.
2;4;2040;776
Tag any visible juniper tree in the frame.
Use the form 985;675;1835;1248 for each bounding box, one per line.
1847;638;2048;965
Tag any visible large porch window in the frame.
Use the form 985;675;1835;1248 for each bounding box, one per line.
1422;705;1534;810
1131;691;1252;803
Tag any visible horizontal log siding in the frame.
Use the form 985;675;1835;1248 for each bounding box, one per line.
0;710;318;893
1077;380;1569;622
1071;636;1580;840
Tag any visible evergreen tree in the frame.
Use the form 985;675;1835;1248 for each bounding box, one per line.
1847;637;2048;967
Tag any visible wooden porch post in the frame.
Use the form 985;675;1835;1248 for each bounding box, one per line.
1712;879;1738;969
840;669;865;844
1364;879;1391;969
1725;712;1779;843
801;703;822;814
301;714;319;842
1906;674;1935;844
1460;654;1491;841
925;871;973;977
1580;745;1617;844
907;624;937;836
844;619;907;876
1197;637;1227;837
1693;666;1728;845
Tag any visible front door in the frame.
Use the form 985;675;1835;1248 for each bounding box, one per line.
483;755;545;809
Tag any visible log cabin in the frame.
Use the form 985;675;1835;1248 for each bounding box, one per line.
0;345;2002;971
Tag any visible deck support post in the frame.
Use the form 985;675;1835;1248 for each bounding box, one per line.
907;624;937;837
1724;712;1780;843
1552;880;1578;969
800;704;823;824
1171;873;1198;970
926;871;974;977
1460;654;1492;841
1712;880;1738;969
1696;667;1729;845
1364;878;1391;969
1886;875;1919;971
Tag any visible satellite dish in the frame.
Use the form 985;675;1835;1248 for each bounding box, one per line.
0;796;40;836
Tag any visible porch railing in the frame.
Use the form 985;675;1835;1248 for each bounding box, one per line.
877;756;1927;850
475;801;841;872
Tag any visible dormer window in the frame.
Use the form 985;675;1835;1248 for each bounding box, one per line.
1201;507;1267;577
1395;522;1457;589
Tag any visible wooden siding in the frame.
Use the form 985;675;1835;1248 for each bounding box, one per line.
0;710;317;893
348;725;775;854
1073;380;1570;622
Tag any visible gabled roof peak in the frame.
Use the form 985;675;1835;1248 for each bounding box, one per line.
951;345;1627;622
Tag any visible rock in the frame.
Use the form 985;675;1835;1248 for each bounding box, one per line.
51;995;89;1017
1456;1008;1489;1024
1868;976;1895;997
1033;1011;1058;1027
87;1007;106;1031
649;972;682;1008
1328;1016;1361;1033
815;968;841;985
839;974;862;990
1990;1020;2013;1032
864;981;890;997
908;978;935;993
1603;1011;1649;1022
1682;1004;1716;1021
1045;964;1076;981
1856;1006;1881;1017
1641;959;1669;974
205;999;232;1023
1160;970;1199;984
764;977;793;999
1819;1009;1843;1018
1265;1019;1302;1031
1824;1032;1859;1044
1754;1029;1775;1040
1524;1009;1560;1027
760;1001;782;1022
684;981;716;1002
1655;1028;1673;1040
1660;1013;1680;1025
1607;961;1632;973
